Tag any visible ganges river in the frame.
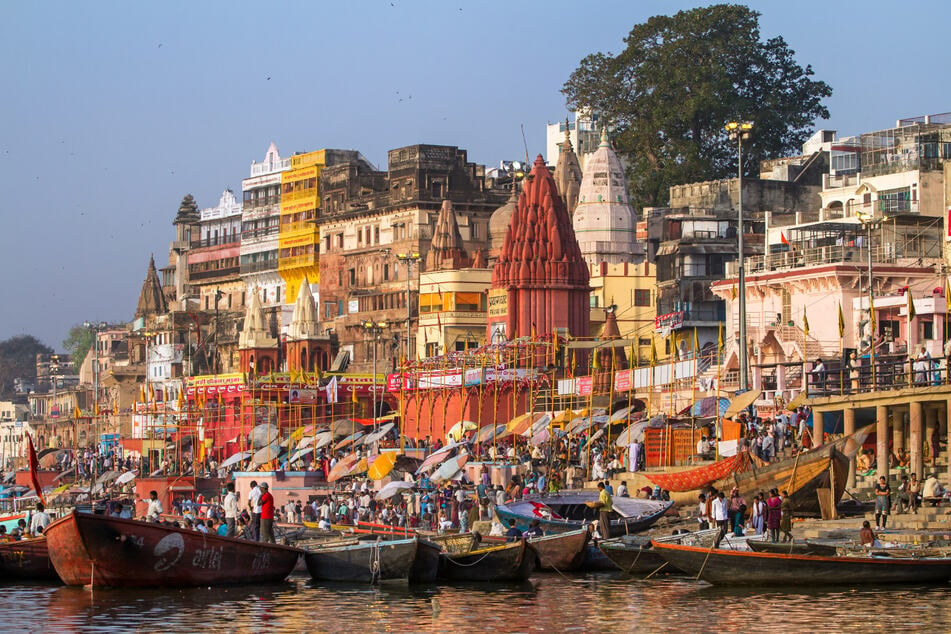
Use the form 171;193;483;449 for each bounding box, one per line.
5;573;951;632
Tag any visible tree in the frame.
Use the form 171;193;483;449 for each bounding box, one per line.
0;335;53;398
562;4;832;208
62;325;95;373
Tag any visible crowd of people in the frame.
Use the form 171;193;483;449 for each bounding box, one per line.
697;486;793;546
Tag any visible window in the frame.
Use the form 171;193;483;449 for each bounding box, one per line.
921;320;934;341
348;269;356;286
383;264;389;281
634;289;651;307
456;292;482;312
374;226;380;244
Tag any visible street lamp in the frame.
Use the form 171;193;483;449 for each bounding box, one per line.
362;320;388;419
726;121;753;391
83;320;107;468
396;252;421;364
857;212;889;390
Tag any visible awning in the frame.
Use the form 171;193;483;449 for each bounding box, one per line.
725;390;763;418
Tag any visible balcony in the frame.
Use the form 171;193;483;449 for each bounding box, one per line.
190;237;240;249
240;260;278;274
278;254;318;269
189;266;240;281
241;227;279;241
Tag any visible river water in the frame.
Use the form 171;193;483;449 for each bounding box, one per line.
6;572;951;632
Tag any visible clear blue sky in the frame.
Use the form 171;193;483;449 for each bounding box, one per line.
2;1;949;350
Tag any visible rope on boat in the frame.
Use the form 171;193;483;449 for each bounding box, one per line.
369;542;381;584
445;549;496;567
695;543;717;581
641;561;667;580
624;547;643;575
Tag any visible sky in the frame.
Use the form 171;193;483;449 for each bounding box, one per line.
2;0;950;351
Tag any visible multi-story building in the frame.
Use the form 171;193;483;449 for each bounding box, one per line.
240;143;290;327
318;144;506;372
587;261;660;363
189;190;244;313
545;110;607;172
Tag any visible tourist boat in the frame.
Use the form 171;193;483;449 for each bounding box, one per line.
650;541;951;585
597;528;725;574
45;510;302;588
303;536;422;583
438;539;536;582
645;452;752;493
495;490;672;534
0;537;59;582
484;528;591;572
713;426;871;516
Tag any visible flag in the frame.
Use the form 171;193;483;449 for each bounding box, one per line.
177;389;185;411
869;293;877;333
27;435;44;505
717;322;724;351
731;285;737;301
325;376;339;404
907;288;916;321
551;332;559;365
945;277;951;305
781;232;789;246
837;303;845;339
93;402;99;417
351;386;359;404
148;383;155;402
73;405;82;419
530;323;537;340
139;384;146;402
693;328;700;355
592;348;601;371
650;338;657;366
112;400;118;416
803;307;810;337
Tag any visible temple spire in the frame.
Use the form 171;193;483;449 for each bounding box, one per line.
134;255;167;319
239;287;277;350
288;277;321;340
553;118;583;216
425;199;469;270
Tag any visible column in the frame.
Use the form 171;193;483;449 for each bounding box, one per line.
876;405;889;481
843;407;856;488
910;401;923;479
813;410;824;447
946;398;951;484
925;407;938;471
892;410;905;460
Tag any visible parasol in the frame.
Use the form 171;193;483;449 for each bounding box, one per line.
475;424;507;444
219;451;250;469
377;480;413;500
614;421;651;447
725;390;763;418
327;453;360;482
430;453;469;484
334;431;365;451
361;422;395;447
367;451;398;480
446;420;478;442
251;424;279;450
115;471;137;486
251;441;282;467
314;430;334;449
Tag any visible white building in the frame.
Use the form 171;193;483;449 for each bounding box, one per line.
241;143;290;312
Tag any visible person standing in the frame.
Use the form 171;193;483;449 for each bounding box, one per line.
711;491;729;548
223;482;238;537
765;489;782;543
595;481;614;539
247;480;262;541
697;493;709;530
727;488;746;536
749;494;765;535
259;482;275;544
874;476;891;530
779;489;794;542
931;427;941;468
146;490;164;522
29;503;50;535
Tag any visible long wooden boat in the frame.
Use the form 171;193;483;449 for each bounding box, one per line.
409;539;442;583
45;510;302;588
0;537;60;582
304;537;420;583
714;425;871;517
496;490;672;534
651;540;951;585
484;528;591;571
598;536;667;574
748;539;839;556
438;540;536;582
645;452;752;493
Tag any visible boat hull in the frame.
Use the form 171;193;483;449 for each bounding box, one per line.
528;529;590;571
409;539;442;583
438;540;536;582
304;538;418;583
651;541;951;585
496;491;672;534
598;540;668;574
0;538;60;582
45;511;302;588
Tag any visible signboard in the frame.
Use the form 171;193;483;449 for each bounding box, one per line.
288;389;319;404
348;300;359;314
655;311;684;332
556;376;593;397
487;289;508;318
614;369;633;392
386;368;537;392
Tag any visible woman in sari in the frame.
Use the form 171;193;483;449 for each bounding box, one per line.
765;488;782;543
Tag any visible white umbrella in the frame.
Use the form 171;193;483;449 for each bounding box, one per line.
95;470;120;485
289;447;314;465
219;451;251;469
475;424;506;444
522;413;552;438
296;436;314;451
251;424;279;450
614;421;650;447
610;405;636;422
378;481;414;500
361;422;395;447
414;440;466;475
251;441;282;466
115;471;137;486
314;431;334;449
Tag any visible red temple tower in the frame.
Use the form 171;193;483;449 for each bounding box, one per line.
490;155;590;342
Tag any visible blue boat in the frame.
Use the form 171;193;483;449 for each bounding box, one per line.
496;490;672;534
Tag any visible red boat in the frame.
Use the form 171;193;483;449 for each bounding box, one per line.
45;511;302;588
645;452;752;492
0;538;60;582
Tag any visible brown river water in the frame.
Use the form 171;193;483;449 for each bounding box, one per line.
5;572;951;632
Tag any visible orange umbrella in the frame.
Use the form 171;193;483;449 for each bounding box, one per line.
368;452;398;481
327;453;360;482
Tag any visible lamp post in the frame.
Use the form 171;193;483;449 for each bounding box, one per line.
725;121;753;391
83;321;107;469
858;213;889;390
396;252;421;363
362;320;388;420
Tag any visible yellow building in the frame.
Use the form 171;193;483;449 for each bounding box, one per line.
588;261;664;364
417;268;492;359
279;151;324;304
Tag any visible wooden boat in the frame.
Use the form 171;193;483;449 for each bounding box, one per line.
748;539;839;556
409;539;442;583
598;536;667;574
496;490;672;534
303;537;420;583
45;510;302;588
438;539;536;582
714;426;871;517
651;540;951;585
645;452;752;492
0;537;59;582
484;528;591;571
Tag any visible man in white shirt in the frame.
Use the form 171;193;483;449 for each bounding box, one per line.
30;503;51;535
247;480;262;541
146;490;164;522
712;490;730;548
223;482;239;537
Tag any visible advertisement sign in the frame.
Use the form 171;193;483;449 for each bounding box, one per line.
487;289;508;318
655;311;684;332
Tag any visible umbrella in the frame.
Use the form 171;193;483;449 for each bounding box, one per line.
327;453;360;482
53;468;75;482
475;424;506;444
115;471;137;486
149;468;164;477
347;456;369;477
296;436;314;451
290;425;317;442
95;470;120;485
251;441;282;467
377;480;413;500
289;447;314;465
431;453;469;484
415;440;466;475
219;451;250;469
446;420;478;442
522;413;552;438
530;428;553;446
251;424;279;450
785;390;809;411
334;431;365;451
368;451;398;480
314;431;334;449
725;390;763;418
332;419;363;441
614;421;651;447
610;405;636;422
362;422;395;447
681;396;730;418
505;412;540;435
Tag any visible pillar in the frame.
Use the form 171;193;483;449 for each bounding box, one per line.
876;405;889;481
892;411;905;458
776;364;786;393
946;398;951;484
813;410;824;447
909;401;923;479
925;407;938;470
843;407;856;488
